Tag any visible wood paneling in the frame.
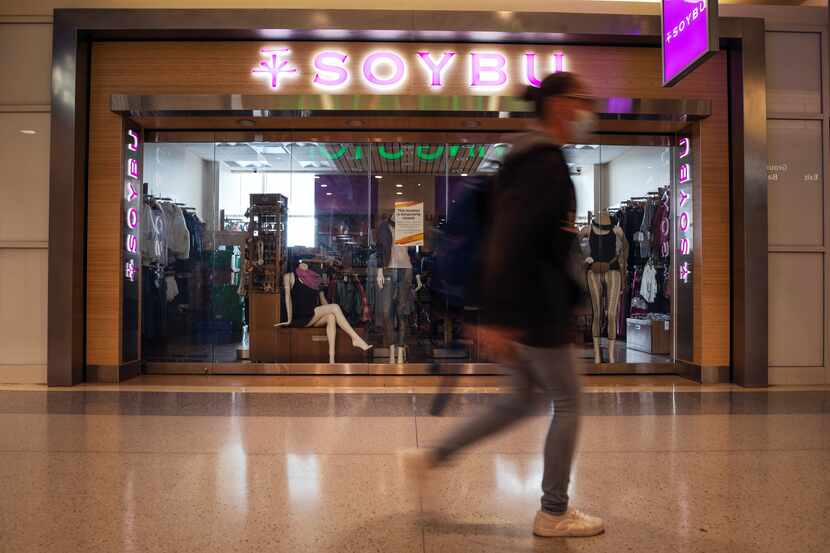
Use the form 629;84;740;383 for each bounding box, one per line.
87;41;731;367
86;44;124;366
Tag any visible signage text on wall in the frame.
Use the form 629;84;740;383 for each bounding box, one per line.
676;136;693;285
124;128;141;283
394;201;425;247
252;48;567;92
122;122;142;362
661;0;719;87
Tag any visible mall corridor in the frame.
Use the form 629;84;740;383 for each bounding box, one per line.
1;379;828;553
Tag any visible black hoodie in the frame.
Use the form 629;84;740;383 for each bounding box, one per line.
481;132;580;347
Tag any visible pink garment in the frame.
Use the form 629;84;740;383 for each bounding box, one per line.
295;267;322;291
354;277;371;323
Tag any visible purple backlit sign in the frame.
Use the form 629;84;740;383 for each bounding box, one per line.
661;0;718;87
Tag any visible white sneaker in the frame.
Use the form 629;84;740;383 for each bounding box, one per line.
533;508;605;537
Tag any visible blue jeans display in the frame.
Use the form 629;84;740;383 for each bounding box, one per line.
378;268;413;346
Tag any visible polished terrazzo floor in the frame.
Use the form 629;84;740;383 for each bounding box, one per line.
0;382;828;553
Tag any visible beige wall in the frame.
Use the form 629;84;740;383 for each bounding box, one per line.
0;22;51;384
764;26;829;385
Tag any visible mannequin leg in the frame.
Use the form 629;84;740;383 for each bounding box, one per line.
379;270;394;347
395;268;413;352
604;271;622;364
586;271;604;364
308;304;372;351
326;314;337;363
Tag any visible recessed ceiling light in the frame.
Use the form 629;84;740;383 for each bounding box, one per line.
19;130;37;135
395;184;403;188
326;192;333;196
417;183;421;187
461;173;468;177
320;184;328;188
374;175;383;179
396;191;404;196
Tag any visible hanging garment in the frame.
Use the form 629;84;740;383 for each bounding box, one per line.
160;202;191;261
638;201;655;259
640;262;658;304
651;196;671;259
165;275;179;303
355;277;371;323
141;204;167;266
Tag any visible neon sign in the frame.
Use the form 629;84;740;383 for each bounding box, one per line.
252;47;567;91
661;0;719;86
676;136;693;284
124;127;141;283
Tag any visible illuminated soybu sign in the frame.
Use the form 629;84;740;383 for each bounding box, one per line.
124;127;141;283
677;137;693;284
252;48;567;91
661;0;718;87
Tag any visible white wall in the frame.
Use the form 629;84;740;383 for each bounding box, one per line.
144;143;208;219
571;164;595;220
0;22;52;384
605;147;671;208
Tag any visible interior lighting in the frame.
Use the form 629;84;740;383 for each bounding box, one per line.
395;184;404;188
374;175;383;179
19;129;37;135
396;191;404;195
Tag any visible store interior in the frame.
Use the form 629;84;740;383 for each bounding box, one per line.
140;134;674;371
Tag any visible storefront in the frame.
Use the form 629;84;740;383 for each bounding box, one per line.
46;9;769;386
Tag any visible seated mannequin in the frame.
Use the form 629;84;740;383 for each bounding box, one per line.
278;262;372;363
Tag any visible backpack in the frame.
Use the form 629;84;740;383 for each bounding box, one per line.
429;174;495;310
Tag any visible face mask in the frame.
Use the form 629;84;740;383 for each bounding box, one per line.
569;109;598;143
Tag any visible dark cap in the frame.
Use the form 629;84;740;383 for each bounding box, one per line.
523;72;580;117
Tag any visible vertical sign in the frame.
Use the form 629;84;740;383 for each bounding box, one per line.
122;121;141;363
661;0;719;87
393;201;425;246
675;134;694;361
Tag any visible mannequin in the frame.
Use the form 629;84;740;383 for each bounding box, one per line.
278;262;372;363
580;211;629;364
376;213;414;363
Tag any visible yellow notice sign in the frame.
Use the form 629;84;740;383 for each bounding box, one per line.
394;201;424;246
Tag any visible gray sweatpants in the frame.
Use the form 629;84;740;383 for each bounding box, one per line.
436;343;582;515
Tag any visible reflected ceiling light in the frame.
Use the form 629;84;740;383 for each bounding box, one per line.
395;184;403;188
320;184;328;188
396;191;404;195
326;192;333;196
374;175;383;179
19;129;37;135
